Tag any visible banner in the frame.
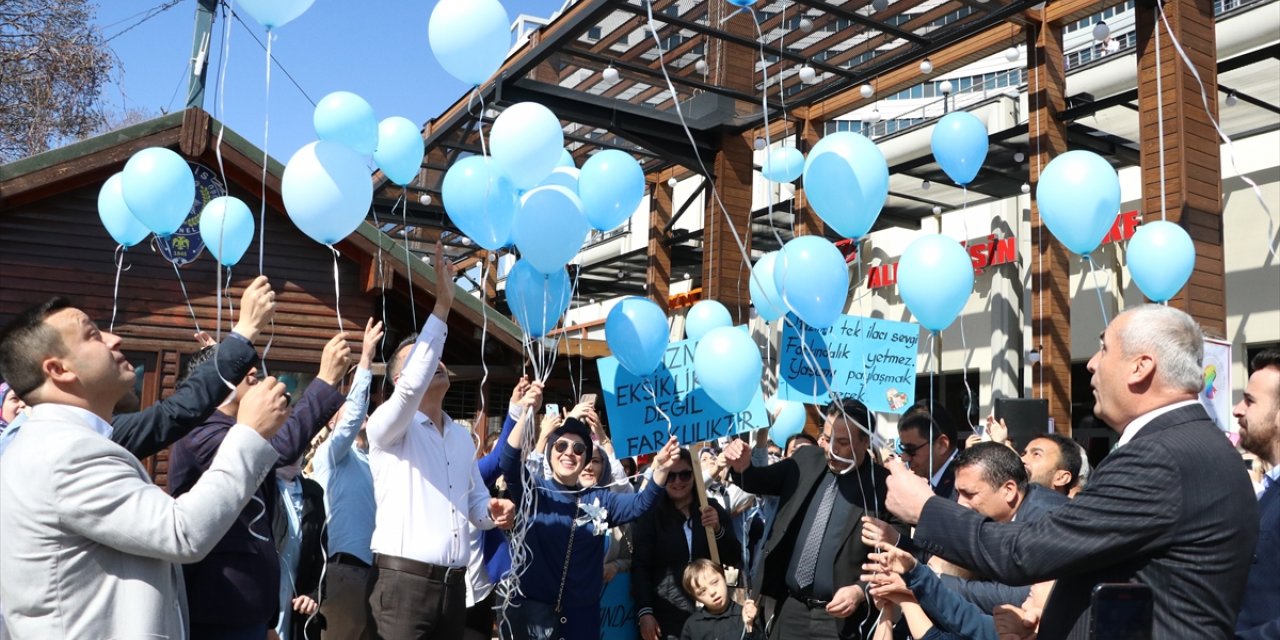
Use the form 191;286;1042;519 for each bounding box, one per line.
776;314;919;413
599;573;638;640
1200;337;1232;430
598;333;768;459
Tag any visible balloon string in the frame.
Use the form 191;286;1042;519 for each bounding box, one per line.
928;330;936;480
404;195;416;329
478;257;490;418
330;244;345;333
111;245;127;333
1086;255;1110;326
1156;1;1275;258
1155;14;1167;223
213;0;233;194
642;378;674;439
372;205;389;393
171;257;201;334
216;242;224;341
257;28;272;276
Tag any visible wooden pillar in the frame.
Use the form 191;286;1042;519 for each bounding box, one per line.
1136;0;1224;335
794;113;827;238
648;175;674;312
1027;19;1073;435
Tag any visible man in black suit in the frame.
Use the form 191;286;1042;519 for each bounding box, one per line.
885;304;1258;640
1235;348;1280;638
896;402;959;499
725;397;903;640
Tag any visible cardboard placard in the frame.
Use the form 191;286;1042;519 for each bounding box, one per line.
777;314;919;413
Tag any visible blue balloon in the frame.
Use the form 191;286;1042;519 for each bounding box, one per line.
685;300;732;342
505;259;571;338
802;132;888;239
314;91;378;155
281;141;373;245
694;327;762;413
773;236;850;329
374;116;425;186
728;0;756;6
558;149;577;168
491;102;565;190
1036;150;1120;256
766;398;807;448
441;155;518;251
97;173;150;247
537;167;580;193
762;147;804;183
749;252;787;322
513;185;589;274
931;111;988;186
121;147;195;238
235;0;313;29
605;297;671;377
1126;221;1196;302
897;234;974;331
579;150;645;231
428;0;510;85
199;196;255;267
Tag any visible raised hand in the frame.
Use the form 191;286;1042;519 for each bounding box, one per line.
431;240;456;321
650;436;681;486
865;572;916;606
490;498;516;529
860;515;902;548
239;376;290;439
885;457;933;525
509;376;531;408
723;438;751;473
359;318;384;370
864;542;918;575
698;504;721;534
193;331;217;348
317;332;353;386
233;275;276;343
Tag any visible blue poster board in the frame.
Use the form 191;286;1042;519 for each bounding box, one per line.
777;314;919;413
599;573;639;640
598;333;769;459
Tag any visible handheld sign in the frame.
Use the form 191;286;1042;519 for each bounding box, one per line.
777;314;919;413
598;333;768;458
600;573;639;640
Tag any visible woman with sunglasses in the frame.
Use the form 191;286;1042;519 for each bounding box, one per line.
499;386;681;640
631;448;743;640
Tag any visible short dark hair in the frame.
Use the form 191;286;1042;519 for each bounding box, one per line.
1037;433;1083;491
389;334;418;380
898;400;958;449
824;397;877;436
785;433;817;451
954;441;1028;495
179;344;220;386
0;297;75;399
1251;349;1280;397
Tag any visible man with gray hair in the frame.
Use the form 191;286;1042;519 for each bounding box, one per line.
885;304;1257;640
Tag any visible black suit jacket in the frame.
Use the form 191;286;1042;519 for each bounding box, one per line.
913;403;1257;640
1237;477;1280;638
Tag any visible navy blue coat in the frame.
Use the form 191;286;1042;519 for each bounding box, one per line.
1237;477;1280;638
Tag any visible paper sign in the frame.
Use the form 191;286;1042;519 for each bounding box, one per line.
776;314;919;413
598;334;769;459
1200;337;1232;430
599;573;639;640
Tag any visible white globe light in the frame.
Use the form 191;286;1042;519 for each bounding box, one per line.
872;0;889;11
460;237;471;246
919;59;933;74
1225;92;1238;107
921;179;931;191
940;80;953;94
419;193;433;206
1014;151;1026;163
799;65;817;84
695;59;708;74
1092;21;1109;41
860;83;874;99
754;137;767;151
602;66;620;83
866;108;881;124
1005;46;1019;62
1027;349;1042;364
932;205;943;215
1021;183;1031;194
799;18;814;33
667;177;678;188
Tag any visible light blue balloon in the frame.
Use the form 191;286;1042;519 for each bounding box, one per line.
773;236;850;329
685;300;732;342
314;91;378;155
558;149;577;168
897;234;974;332
694;326;762;413
1036;150;1120;256
505;259;571;338
199;196;255;266
120;147;195;238
762;147;804;183
767;398;807;448
579;149;645;231
728;0;756;6
236;0;313;29
441;155;518;251
514;185;589;274
281;141;373;245
428;0;510;85
1126;221;1196;302
605;297;670;377
749;251;787;322
931;111;988;186
802;131;888;239
537;167;580;193
374;116;425;186
97;173;150;247
490;102;565;190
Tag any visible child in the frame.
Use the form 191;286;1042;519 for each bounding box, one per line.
679;559;764;640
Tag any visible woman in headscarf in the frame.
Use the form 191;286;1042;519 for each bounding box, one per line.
1;381;28;435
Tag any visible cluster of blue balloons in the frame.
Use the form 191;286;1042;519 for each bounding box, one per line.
505;259;572;338
282;91;425;247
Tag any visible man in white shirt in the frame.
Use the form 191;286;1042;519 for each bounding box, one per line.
366;244;515;639
0;297;290;639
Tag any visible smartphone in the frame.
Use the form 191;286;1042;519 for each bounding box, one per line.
545;403;562;417
580;393;598;407
1090;583;1153;640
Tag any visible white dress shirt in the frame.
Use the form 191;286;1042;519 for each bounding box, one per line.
1115;400;1200;448
931;449;958;487
368;315;495;568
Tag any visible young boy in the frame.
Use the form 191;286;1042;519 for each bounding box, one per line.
679;559;764;640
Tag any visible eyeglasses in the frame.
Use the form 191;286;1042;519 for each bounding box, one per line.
896;440;927;457
669;470;694;482
553;440;586;457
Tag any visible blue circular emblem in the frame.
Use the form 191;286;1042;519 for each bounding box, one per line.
158;162;226;266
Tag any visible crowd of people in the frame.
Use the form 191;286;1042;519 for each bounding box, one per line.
0;252;1276;640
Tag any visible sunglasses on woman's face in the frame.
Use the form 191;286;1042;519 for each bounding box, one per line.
669;470;694;482
553;440;586;457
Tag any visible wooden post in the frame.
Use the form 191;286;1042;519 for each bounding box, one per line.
648;174;674;312
687;442;721;566
794;113;827;238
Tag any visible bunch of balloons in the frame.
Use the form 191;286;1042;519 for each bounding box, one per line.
97;147;195;253
754;236;851;330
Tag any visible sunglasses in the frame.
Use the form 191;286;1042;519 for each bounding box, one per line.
669;470;694;482
896;440;927;457
553;440;586;457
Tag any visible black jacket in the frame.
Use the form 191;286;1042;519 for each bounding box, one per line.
678;601;764;640
273;477;327;640
631;494;742;636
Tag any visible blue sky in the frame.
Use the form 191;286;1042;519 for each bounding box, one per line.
95;0;568;166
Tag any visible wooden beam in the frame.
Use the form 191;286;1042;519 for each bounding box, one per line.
648;171;675;312
794;114;826;238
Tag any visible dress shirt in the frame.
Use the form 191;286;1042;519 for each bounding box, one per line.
931;450;957;487
1262;465;1280;498
1115;399;1200;447
368;315;495;567
310;367;374;564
